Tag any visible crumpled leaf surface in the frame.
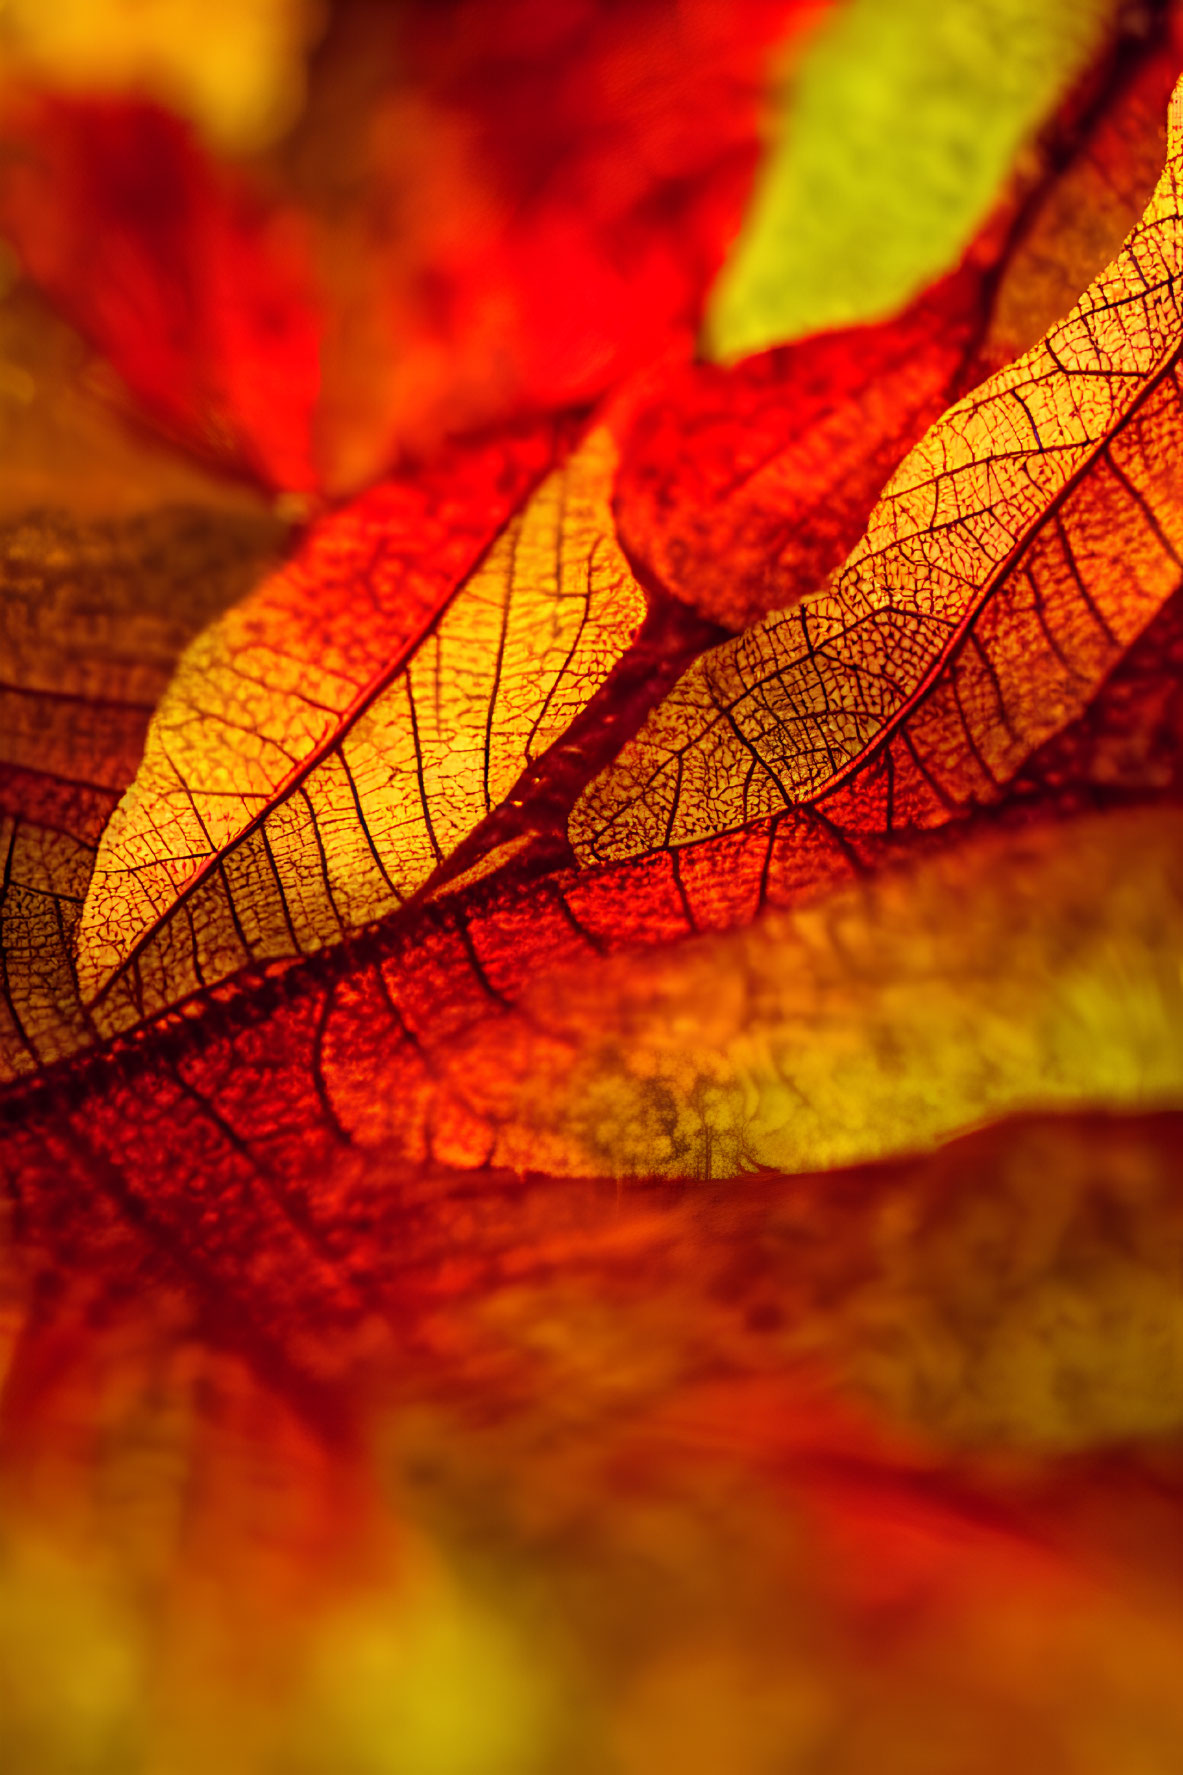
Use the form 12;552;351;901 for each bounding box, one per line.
1;10;1182;1773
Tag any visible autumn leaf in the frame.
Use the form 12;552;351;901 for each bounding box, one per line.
15;31;1175;1075
1;12;1182;1775
572;79;1183;862
4;64;1183;1187
614;21;1182;632
50;421;648;1054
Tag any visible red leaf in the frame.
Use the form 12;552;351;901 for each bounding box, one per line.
0;94;321;491
614;22;1183;631
0;1;827;493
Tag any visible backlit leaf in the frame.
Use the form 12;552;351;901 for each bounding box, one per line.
706;0;1117;356
573;81;1183;862
616;23;1180;631
72;424;644;1040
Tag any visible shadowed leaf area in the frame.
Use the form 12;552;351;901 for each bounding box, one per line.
0;6;1182;1772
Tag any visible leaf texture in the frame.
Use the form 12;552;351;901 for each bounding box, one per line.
72;424;645;1038
0;510;288;1078
1;801;1180;1346
572;80;1183;863
615;24;1181;632
2;14;1183;1775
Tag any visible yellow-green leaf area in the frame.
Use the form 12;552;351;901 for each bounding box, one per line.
707;0;1115;360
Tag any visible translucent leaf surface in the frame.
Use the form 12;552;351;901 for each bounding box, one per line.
617;24;1180;630
707;0;1118;356
73;425;645;1035
574;85;1183;861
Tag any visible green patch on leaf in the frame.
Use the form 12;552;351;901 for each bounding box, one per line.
707;0;1115;358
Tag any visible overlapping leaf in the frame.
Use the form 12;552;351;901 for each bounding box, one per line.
0;24;1182;1773
69;423;645;1044
573;81;1183;862
615;24;1181;631
5;68;1183;1152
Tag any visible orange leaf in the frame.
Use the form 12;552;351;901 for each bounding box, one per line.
571;79;1183;863
68;423;645;1045
613;20;1180;633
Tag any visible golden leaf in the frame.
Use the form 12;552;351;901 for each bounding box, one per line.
74;426;645;1042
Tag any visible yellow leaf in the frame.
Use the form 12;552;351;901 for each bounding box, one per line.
76;427;645;1041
